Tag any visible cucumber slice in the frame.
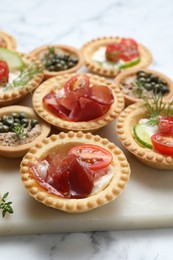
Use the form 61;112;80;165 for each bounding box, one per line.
119;57;140;70
0;48;25;71
133;123;153;149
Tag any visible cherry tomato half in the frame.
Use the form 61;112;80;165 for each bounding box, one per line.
105;38;139;63
158;116;173;136
68;144;113;170
0;60;9;85
151;133;173;155
105;43;121;62
64;74;90;96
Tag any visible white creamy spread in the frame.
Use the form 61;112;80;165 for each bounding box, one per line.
91;47;125;69
139;118;158;136
9;71;21;83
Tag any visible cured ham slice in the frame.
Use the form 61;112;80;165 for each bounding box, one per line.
43;75;114;122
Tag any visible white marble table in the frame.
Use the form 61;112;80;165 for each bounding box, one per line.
0;0;173;259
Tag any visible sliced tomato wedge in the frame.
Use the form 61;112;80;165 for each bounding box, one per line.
0;60;9;85
68;144;113;170
151;133;173;155
89;85;114;106
158;116;173;136
64;74;90;96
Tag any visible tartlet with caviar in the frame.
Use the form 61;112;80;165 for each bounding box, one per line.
116;96;173;170
0;31;17;50
81;36;152;77
0;105;50;158
33;73;124;132
0;48;44;106
20;131;130;213
29;45;83;79
115;68;173;106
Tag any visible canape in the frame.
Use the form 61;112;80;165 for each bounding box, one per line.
32;73;124;132
20;131;130;213
116;97;173;170
0;31;17;50
81;36;152;77
0;48;44;106
115;68;173;106
0;105;50;158
29;45;83;79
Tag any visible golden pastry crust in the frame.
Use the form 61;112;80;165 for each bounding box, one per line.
29;44;84;79
115;68;173;106
32;73;124;132
81;36;152;77
0;52;44;107
20;131;130;213
0;105;50;158
116;102;173;170
0;31;17;50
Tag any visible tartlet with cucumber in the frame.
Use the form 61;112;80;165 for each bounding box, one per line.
115;68;173;106
116;95;173;170
0;105;50;158
81;37;152;77
0;48;44;107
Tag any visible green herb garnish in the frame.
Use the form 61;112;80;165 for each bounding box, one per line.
12;124;26;139
0;192;14;217
3;63;42;92
143;94;173;126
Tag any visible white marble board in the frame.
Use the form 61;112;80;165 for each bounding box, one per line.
1;95;173;236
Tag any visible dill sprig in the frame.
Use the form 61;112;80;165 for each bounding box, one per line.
143;94;173;126
0;192;14;218
133;79;145;98
12;124;26;139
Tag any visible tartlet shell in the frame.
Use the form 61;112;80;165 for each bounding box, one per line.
115;68;173;106
0;52;44;107
116;102;173;170
0;105;51;158
32;73;124;132
29;44;84;79
0;31;17;50
81;36;152;77
20;131;130;213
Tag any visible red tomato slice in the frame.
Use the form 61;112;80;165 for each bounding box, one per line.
88;85;114;106
68;144;113;170
0;60;9;85
64;74;90;96
105;43;121;62
151;134;173;155
158;116;173;136
119;38;139;61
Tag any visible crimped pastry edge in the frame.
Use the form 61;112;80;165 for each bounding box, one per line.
32;72;124;132
0;31;17;50
114;68;173;106
0;105;51;158
29;44;84;79
81;36;152;77
0;52;44;107
20;131;130;213
116;102;173;170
